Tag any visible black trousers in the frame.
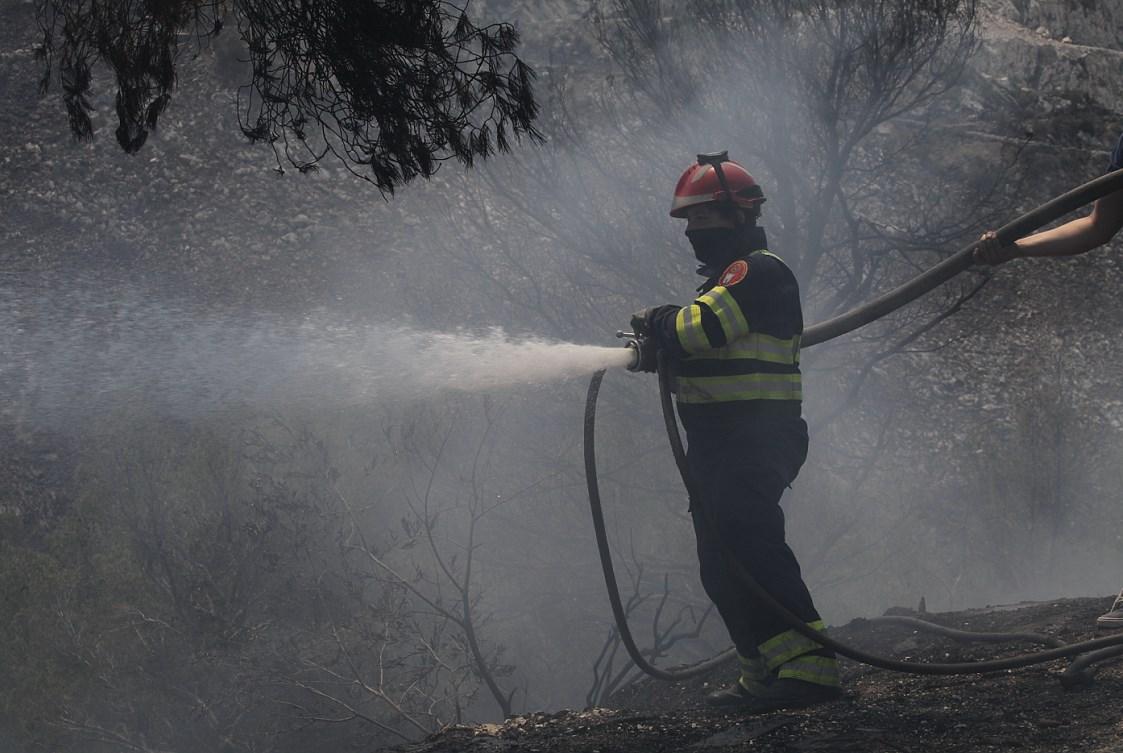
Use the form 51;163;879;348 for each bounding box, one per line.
686;415;824;659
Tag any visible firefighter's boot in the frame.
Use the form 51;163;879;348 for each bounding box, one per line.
704;653;771;707
740;654;842;714
740;677;843;713
1097;589;1123;629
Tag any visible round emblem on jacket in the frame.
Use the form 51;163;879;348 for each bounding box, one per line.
719;259;749;287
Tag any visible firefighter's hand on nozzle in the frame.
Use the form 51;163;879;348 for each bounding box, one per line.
628;336;659;373
630;308;654;336
627;305;682;372
974;230;1019;266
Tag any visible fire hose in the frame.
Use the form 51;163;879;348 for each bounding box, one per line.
585;168;1123;685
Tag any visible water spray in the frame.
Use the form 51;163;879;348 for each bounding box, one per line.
3;280;635;431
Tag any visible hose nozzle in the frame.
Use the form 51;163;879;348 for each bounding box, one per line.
616;330;652;372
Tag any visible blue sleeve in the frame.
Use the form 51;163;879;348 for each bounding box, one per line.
1109;133;1123;172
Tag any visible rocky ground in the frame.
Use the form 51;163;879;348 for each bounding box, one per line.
391;598;1123;753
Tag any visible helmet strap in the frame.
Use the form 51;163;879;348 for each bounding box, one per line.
696;150;735;208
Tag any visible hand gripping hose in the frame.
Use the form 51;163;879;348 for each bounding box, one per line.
585;168;1123;681
802;167;1123;347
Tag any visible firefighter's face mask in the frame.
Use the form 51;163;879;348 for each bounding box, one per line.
684;204;743;266
686;227;741;266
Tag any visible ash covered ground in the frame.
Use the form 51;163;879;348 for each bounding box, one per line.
393;598;1123;753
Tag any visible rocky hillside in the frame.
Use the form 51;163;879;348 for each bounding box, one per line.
392;598;1123;753
980;0;1123;116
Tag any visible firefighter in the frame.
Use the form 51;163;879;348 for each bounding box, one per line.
631;152;841;711
976;133;1123;629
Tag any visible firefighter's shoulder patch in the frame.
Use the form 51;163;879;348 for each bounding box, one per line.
719;259;750;287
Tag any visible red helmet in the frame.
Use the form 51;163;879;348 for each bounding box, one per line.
669;151;765;218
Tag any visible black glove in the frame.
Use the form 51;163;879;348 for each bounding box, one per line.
631;305;679;336
630;308;654;337
629;335;659;373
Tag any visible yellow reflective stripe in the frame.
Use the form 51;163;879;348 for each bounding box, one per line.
738;675;768;694
755;250;786;263
738;652;768;688
759;620;827;670
691;332;800;365
697;286;748;344
676;373;802;404
675;304;711;353
776;655;841;687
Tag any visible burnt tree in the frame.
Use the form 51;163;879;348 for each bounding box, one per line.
34;0;541;192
